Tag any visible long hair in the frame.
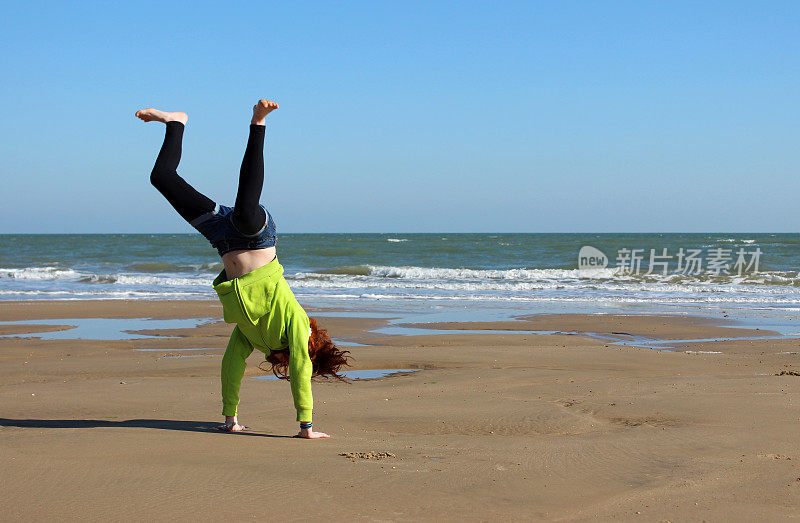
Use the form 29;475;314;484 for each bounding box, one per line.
261;317;351;381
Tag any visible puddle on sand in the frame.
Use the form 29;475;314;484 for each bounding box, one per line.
308;311;401;319
253;368;420;381
313;303;800;353
6;305;793;353
372;326;551;337
134;348;223;358
0;318;216;341
162;354;219;358
369;324;798;352
133;347;224;352
331;338;371;347
584;331;797;351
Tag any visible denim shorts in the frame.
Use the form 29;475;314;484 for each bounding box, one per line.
190;203;277;256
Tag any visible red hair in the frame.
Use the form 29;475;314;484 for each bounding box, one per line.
262;318;351;381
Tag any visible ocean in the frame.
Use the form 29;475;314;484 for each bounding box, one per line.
1;233;798;317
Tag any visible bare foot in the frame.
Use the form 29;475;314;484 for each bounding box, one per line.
135;108;188;124
252;99;278;125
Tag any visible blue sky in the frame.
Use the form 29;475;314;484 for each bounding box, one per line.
1;1;798;233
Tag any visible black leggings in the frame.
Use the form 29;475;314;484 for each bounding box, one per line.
150;122;268;235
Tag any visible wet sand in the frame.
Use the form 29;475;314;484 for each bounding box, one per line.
2;300;800;520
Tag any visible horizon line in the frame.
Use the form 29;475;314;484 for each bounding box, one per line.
0;231;797;235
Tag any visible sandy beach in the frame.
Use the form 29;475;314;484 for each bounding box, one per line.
5;0;799;519
0;300;798;520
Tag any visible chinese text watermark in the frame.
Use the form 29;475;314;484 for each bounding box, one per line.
578;246;761;276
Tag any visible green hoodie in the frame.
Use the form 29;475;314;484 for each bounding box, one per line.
212;257;313;422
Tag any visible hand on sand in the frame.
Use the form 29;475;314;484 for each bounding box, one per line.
216;422;247;432
296;428;330;439
134;108;188;124
252;99;278;125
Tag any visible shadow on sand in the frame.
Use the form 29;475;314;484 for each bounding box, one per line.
0;418;294;438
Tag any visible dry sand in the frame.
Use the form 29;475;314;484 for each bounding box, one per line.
2;300;800;521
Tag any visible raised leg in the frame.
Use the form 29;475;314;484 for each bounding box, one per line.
231;100;278;235
136;109;216;224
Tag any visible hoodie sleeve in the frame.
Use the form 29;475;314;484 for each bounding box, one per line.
288;312;313;422
221;325;254;417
